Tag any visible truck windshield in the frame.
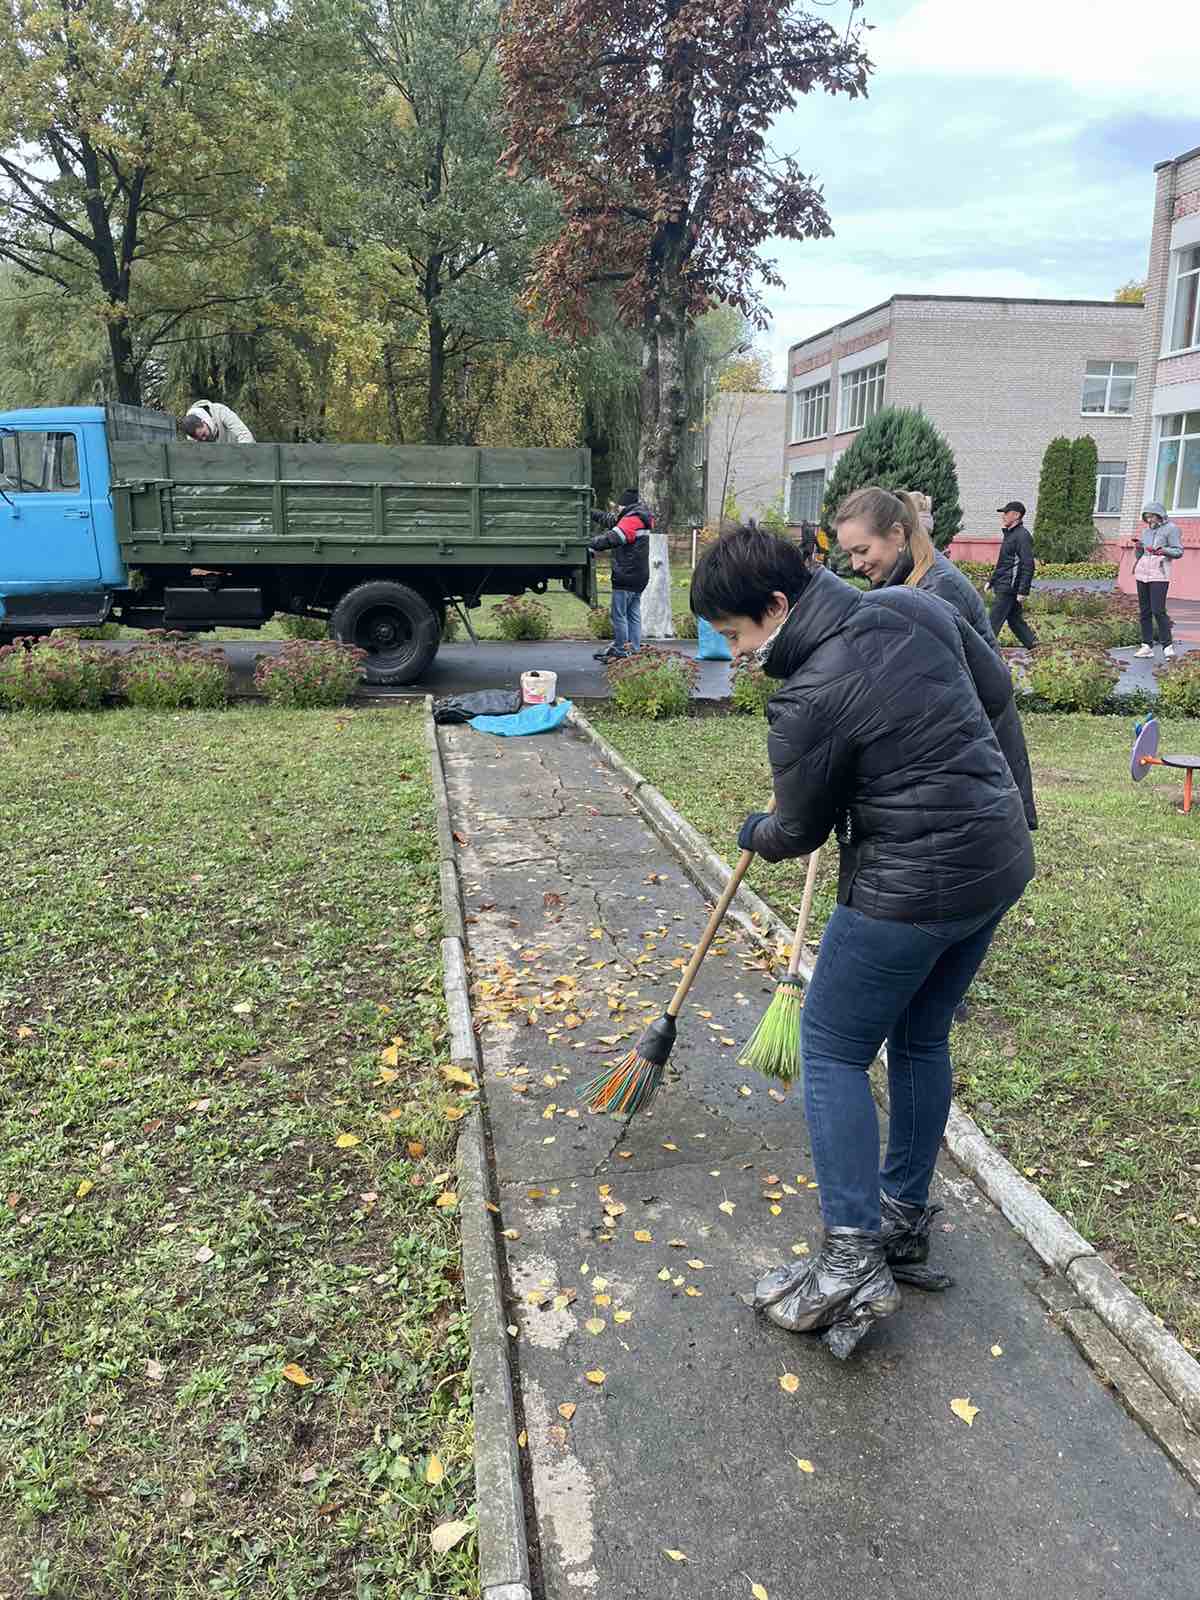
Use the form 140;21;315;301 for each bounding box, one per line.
0;430;80;492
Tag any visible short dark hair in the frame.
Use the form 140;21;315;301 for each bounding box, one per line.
618;486;639;507
690;525;811;622
180;414;207;439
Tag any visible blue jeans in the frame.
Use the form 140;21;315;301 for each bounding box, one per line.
611;588;642;654
799;901;1014;1232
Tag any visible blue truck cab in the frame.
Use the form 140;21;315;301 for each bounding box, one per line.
0;403;172;637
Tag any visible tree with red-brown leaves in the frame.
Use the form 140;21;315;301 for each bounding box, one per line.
499;0;871;633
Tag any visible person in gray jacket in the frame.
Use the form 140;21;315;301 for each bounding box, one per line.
181;400;255;444
834;485;1037;832
1129;501;1183;658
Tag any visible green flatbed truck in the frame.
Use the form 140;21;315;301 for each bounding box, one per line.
0;406;596;684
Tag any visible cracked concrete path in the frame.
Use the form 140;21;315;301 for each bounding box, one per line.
441;723;1198;1600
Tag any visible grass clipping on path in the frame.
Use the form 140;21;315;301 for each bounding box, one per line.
0;707;475;1597
595;710;1200;1352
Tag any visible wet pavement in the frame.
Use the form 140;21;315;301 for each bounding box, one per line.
441;722;1199;1600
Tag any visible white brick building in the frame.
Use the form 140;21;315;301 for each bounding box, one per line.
783;294;1143;562
1119;142;1200;600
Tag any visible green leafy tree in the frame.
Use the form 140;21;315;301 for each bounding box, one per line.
0;0;293;404
820;405;962;548
1114;279;1146;304
1033;436;1073;559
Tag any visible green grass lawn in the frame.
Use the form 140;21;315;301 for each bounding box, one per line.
0;707;476;1598
593;710;1200;1350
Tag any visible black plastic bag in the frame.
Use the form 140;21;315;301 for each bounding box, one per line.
433;689;523;725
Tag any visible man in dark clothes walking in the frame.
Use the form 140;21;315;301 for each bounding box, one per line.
987;500;1038;648
590;488;653;660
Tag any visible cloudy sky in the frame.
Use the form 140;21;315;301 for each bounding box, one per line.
759;0;1199;377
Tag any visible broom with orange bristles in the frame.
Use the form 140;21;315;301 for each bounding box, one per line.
737;845;822;1083
581;799;774;1116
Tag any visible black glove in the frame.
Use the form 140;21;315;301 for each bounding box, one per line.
738;812;769;851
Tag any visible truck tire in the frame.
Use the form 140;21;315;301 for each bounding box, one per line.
330;580;440;686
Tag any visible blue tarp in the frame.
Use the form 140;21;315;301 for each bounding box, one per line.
470;699;573;737
697;616;732;661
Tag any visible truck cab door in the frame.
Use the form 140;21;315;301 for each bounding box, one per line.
0;426;100;585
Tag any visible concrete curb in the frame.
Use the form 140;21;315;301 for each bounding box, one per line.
568;704;1200;1471
425;704;532;1600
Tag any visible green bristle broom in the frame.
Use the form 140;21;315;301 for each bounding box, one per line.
738;846;822;1083
582;799;774;1117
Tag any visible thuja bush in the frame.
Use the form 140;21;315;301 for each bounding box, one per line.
254;640;367;708
587;607;614;640
1156;656;1200;718
491;595;552;641
1027;649;1118;712
607;648;699;719
0;636;119;710
730;659;772;714
121;637;229;709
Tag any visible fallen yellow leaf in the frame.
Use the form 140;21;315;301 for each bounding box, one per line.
779;1373;800;1395
558;1402;577;1421
517;1430;527;1447
613;1309;632;1324
585;1369;606;1385
686;1259;705;1269
990;1344;1003;1358
435;1191;458;1209
663;1550;688;1563
657;1268;672;1281
425;1453;444;1485
633;1229;652;1243
380;1045;400;1069
950;1397;979;1427
752;1585;770;1600
281;1363;312;1387
685;1286;702;1297
406;1140;425;1159
441;1065;476;1088
585;1317;606;1334
719;1200;736;1216
430;1519;471;1554
797;1458;815;1474
335;1133;360;1148
76;1179;94;1199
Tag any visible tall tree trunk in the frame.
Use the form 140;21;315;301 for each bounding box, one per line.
638;301;686;639
428;303;448;443
382;342;404;442
105;311;141;405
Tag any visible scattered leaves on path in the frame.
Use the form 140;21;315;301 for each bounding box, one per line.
585;1369;606;1385
950;1397;979;1426
779;1373;800;1395
558;1403;576;1421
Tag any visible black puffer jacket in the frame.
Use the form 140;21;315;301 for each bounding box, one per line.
590;501;653;591
988;521;1035;596
744;568;1034;923
885;549;1037;830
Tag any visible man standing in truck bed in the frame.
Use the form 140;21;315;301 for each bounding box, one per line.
181;400;255;444
590;487;653;661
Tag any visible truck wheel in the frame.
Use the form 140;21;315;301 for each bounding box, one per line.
330;581;440;686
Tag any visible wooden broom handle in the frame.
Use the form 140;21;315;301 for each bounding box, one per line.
665;798;775;1019
786;846;822;979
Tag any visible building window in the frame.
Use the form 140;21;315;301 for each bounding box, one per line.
838;361;886;432
1094;460;1126;515
792;379;829;443
1168;246;1200;353
1154;412;1200;513
1081;360;1136;415
788;468;825;524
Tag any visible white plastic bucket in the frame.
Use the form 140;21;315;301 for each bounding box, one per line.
521;670;557;706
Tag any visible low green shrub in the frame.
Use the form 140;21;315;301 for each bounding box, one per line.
1026;648;1119;712
254;639;367;707
1156;656;1200;717
953;559;1117;582
1062;591;1108;620
121;637;229;709
673;610;699;640
587;607;614;640
1096;615;1143;649
607;648;698;719
491;595;552;641
56;622;121;640
730;659;772;715
279;615;329;641
0;636;120;710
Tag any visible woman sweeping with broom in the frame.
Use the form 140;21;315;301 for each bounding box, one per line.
689;524;1034;1358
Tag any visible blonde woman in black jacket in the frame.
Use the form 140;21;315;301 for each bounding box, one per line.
835;486;1036;832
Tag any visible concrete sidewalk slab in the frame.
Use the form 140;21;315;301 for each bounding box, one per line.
441;723;1199;1600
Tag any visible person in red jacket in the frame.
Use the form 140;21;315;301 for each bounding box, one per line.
590;488;653;660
